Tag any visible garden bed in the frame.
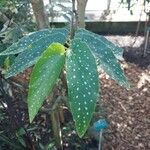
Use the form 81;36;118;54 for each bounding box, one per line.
101;35;150;150
2;35;150;150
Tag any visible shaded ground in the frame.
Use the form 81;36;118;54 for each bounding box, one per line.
100;35;150;150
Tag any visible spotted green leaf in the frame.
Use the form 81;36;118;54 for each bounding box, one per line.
28;43;65;122
0;28;69;56
75;30;129;89
66;39;99;137
5;33;67;78
76;28;123;60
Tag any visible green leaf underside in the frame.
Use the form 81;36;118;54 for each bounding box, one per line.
28;43;65;122
76;28;123;60
75;31;129;89
66;39;99;137
0;28;69;56
5;33;66;78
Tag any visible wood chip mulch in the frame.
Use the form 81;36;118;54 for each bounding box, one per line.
100;35;150;150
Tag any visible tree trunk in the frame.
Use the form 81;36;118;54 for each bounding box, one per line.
77;0;88;28
107;0;111;11
31;0;49;29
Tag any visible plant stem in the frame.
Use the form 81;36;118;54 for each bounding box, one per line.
70;0;76;39
98;130;103;150
51;108;63;150
76;0;88;28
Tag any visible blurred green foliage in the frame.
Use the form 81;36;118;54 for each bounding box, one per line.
0;0;36;68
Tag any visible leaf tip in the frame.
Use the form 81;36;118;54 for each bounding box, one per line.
28;109;34;123
75;122;89;138
125;83;131;90
76;128;86;138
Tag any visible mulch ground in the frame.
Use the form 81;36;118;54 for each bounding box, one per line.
100;35;150;150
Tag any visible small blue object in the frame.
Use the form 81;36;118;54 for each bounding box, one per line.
93;119;108;132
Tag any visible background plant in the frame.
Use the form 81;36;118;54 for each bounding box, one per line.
0;0;36;69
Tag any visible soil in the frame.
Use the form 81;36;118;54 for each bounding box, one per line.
100;35;150;150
